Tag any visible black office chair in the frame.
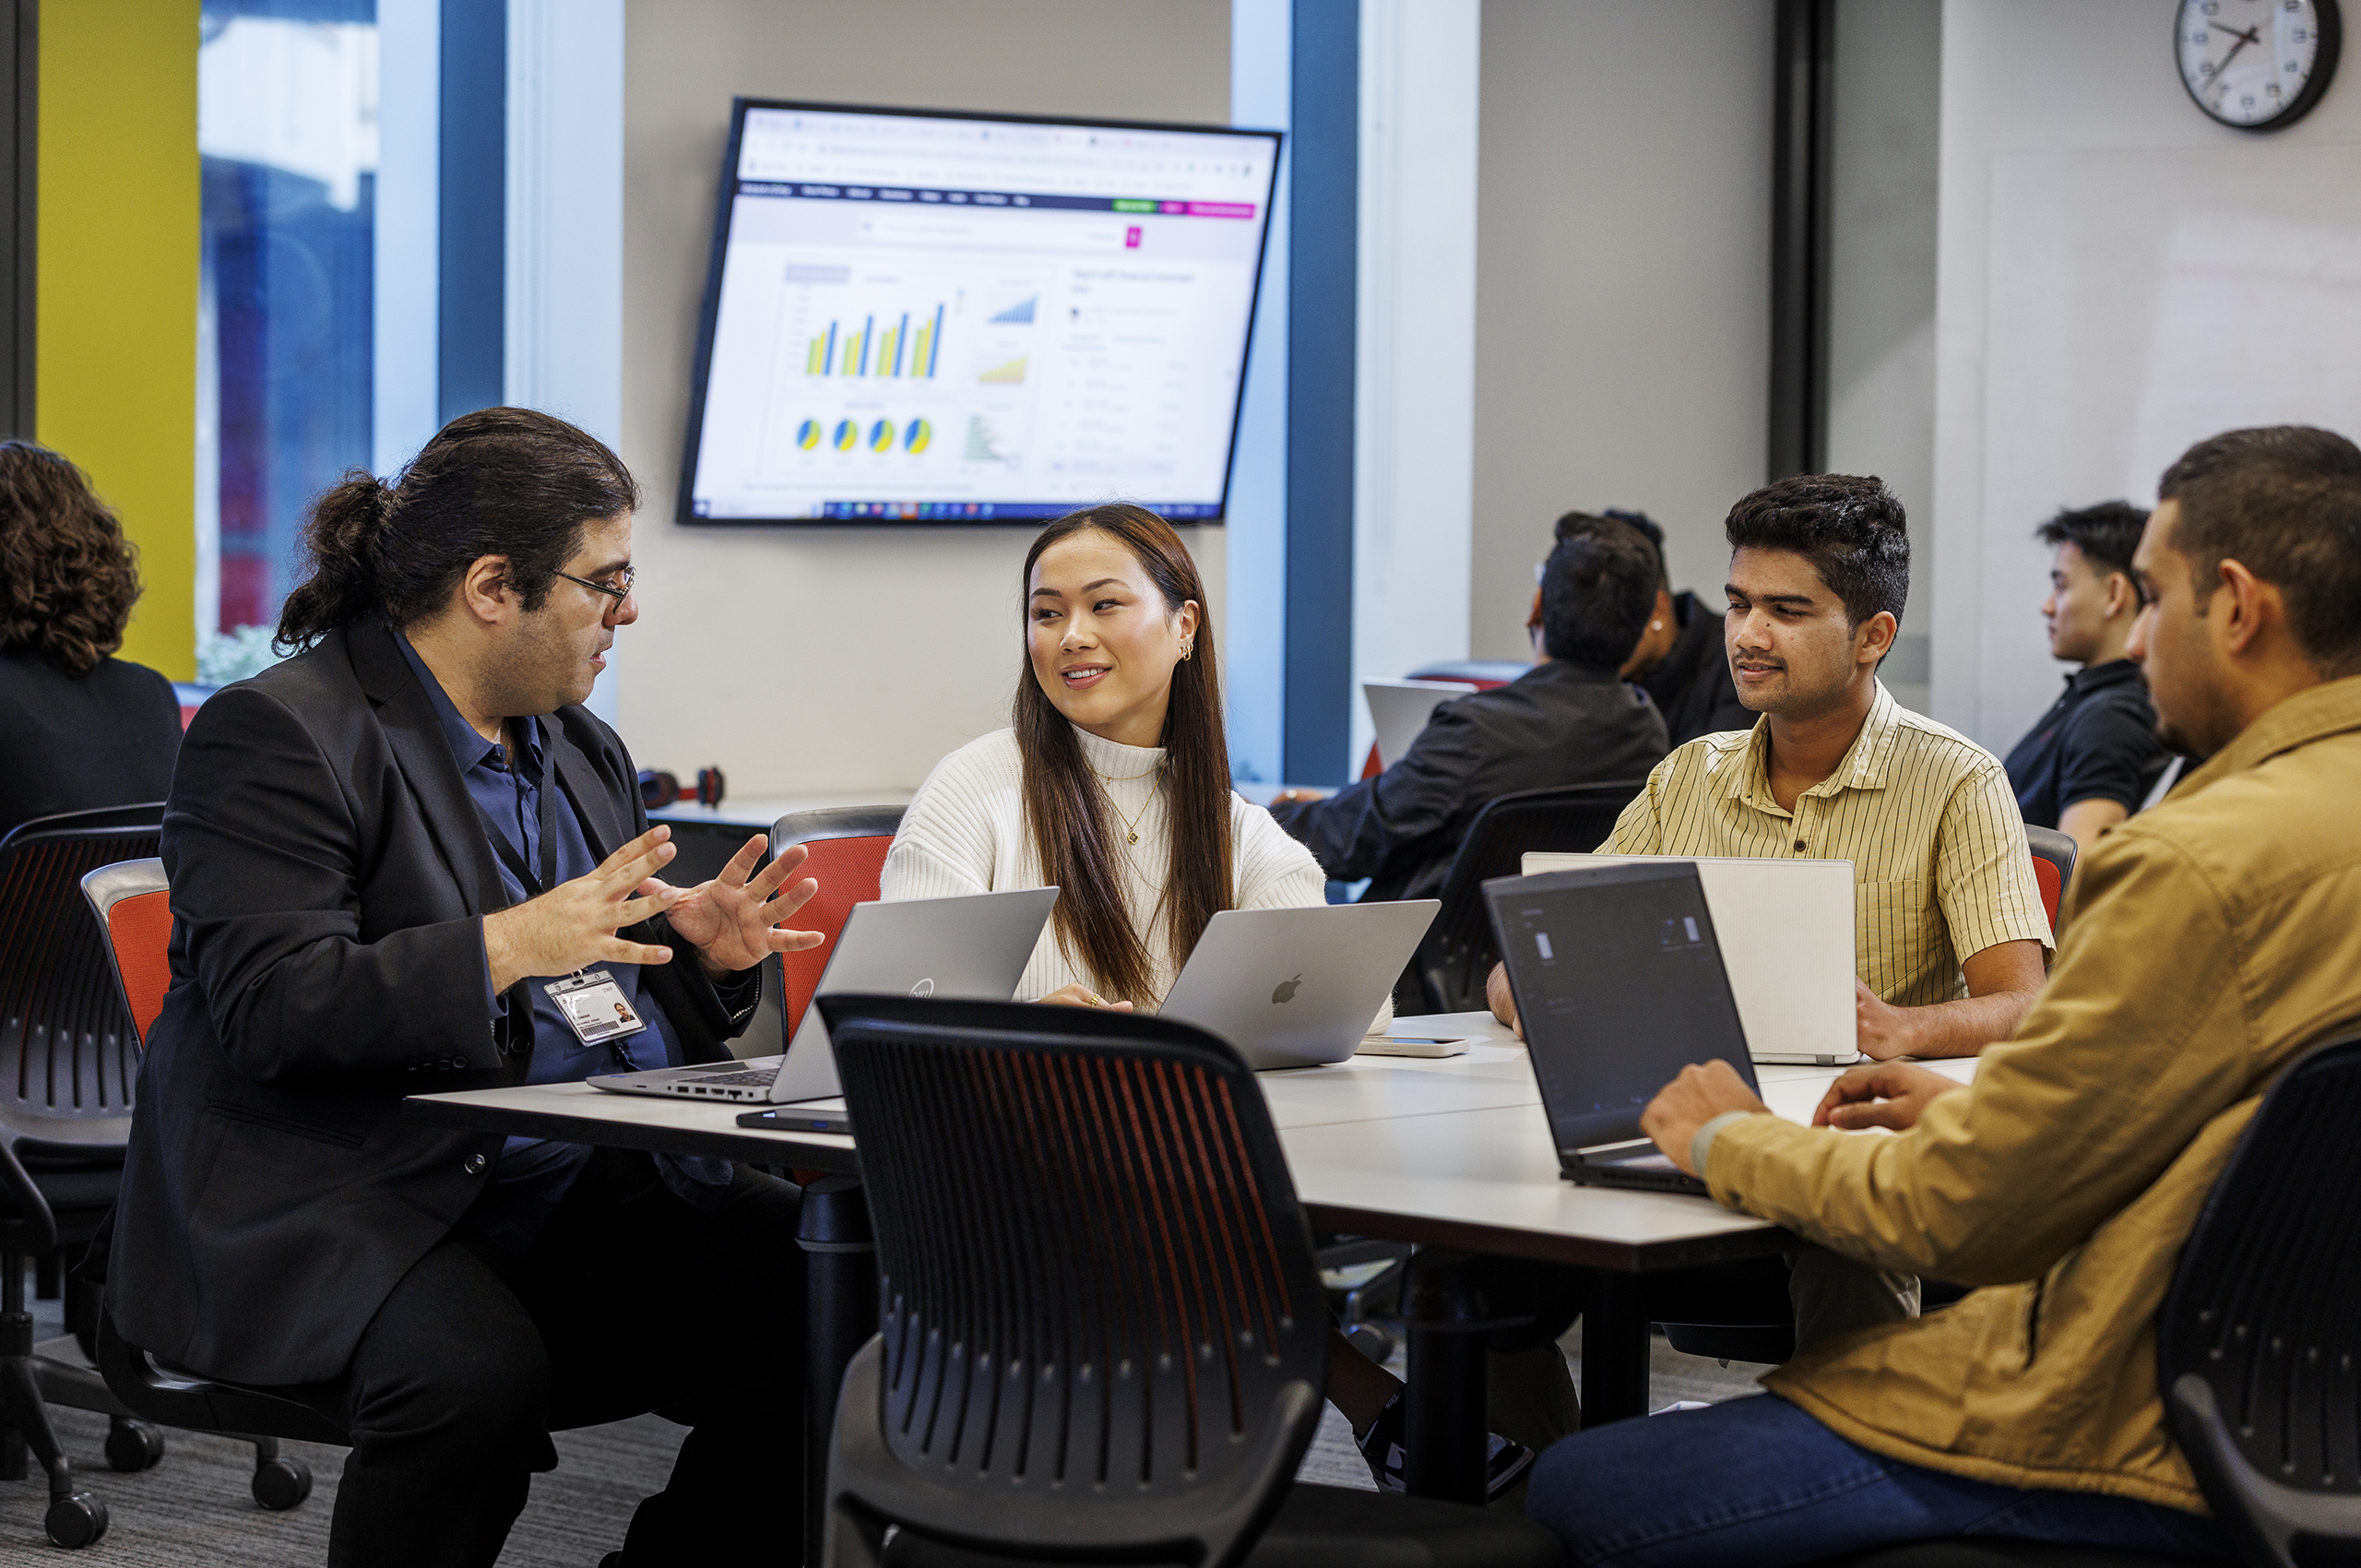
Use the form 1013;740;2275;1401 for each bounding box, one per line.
1412;781;1643;1014
0;806;169;1546
1814;1031;2361;1568
2156;1030;2361;1567
819;995;1569;1568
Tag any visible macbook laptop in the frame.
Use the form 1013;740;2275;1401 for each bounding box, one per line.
1486;861;1765;1195
1363;679;1476;769
1524;852;1859;1066
1157;900;1440;1071
588;886;1058;1109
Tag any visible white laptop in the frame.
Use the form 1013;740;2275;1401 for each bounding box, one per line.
1363;679;1477;769
1157;900;1441;1071
588;887;1060;1107
1522;853;1859;1065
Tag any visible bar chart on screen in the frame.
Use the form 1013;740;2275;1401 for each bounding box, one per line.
685;103;1279;521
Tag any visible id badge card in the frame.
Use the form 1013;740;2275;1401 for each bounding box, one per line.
545;970;649;1048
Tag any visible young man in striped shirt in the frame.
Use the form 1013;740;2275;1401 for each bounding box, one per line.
1488;473;2053;1061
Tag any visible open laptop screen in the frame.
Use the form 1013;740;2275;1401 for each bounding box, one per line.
1487;864;1760;1152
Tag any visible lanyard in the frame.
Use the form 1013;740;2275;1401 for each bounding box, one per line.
472;718;562;899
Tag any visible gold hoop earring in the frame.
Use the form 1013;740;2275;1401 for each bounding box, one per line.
1180;641;1194;661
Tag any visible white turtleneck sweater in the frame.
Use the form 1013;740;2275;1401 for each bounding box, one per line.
881;724;1339;1011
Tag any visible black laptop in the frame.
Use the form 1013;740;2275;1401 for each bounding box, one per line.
1485;861;1764;1195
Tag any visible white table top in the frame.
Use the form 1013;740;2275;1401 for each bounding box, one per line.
407;1012;1976;1270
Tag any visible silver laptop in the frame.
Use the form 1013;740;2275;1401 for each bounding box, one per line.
588;887;1059;1106
1157;900;1439;1071
1524;853;1858;1065
1363;679;1476;769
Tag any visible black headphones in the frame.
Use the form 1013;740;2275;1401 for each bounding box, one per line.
637;766;726;811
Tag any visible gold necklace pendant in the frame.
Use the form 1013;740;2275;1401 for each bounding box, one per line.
1126;828;1140;845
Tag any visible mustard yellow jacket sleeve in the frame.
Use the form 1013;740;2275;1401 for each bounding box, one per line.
1704;822;2252;1286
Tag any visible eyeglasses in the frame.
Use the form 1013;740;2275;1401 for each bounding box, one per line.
553;565;636;605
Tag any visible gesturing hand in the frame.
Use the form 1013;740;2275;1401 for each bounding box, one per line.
1811;1061;1963;1132
647;835;826;978
483;826;682;992
1639;1060;1770;1176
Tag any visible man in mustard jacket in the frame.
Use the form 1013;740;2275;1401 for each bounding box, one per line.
1523;425;2361;1564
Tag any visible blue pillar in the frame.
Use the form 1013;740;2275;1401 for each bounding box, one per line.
438;0;504;422
1284;0;1357;784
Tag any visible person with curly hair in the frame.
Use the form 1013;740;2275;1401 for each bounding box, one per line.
0;442;183;841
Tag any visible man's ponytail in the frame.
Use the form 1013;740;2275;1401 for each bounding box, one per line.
268;408;640;652
275;471;393;652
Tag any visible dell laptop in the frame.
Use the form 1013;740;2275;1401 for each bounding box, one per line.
1157;900;1440;1071
588;886;1058;1110
1523;852;1860;1066
1486;861;1764;1195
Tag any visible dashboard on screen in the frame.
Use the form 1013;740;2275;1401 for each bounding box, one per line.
679;101;1282;525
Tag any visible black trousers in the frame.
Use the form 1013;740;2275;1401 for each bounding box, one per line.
285;1147;804;1568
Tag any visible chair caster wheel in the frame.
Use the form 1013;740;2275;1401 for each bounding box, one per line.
105;1418;165;1471
45;1491;108;1548
253;1454;313;1510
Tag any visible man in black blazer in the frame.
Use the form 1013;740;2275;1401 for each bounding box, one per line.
109;410;823;1566
1267;517;1669;901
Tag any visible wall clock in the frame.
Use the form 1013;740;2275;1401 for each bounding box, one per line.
2177;0;2342;130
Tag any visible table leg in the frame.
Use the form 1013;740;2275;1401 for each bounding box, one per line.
798;1174;878;1566
1580;1271;1649;1426
1402;1248;1490;1504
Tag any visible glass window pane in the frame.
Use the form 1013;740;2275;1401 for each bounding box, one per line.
196;2;378;682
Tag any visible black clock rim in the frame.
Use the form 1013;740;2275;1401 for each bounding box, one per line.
2177;0;2343;134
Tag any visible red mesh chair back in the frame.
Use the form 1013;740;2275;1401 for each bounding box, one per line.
2159;1033;2361;1566
79;860;172;1050
1415;780;1644;1013
819;994;1326;1568
0;807;161;1149
2024;824;2078;930
769;806;906;1043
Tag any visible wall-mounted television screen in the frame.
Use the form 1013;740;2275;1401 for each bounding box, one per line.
679;100;1283;525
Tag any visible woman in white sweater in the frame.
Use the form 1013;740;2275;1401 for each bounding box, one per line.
884;504;1327;1008
881;504;1530;1500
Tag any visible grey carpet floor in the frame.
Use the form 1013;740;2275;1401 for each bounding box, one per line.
0;1310;1766;1564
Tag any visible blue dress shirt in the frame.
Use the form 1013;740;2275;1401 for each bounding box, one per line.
395;634;716;1252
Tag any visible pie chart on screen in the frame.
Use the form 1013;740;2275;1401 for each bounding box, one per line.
904;418;932;454
795;419;820;450
832;419;858;451
869;418;896;452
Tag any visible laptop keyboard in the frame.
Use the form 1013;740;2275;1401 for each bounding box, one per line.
681;1067;780;1088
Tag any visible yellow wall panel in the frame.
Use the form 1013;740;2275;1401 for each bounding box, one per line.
36;0;200;680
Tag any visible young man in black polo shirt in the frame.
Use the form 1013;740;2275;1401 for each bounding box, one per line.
2003;502;2170;864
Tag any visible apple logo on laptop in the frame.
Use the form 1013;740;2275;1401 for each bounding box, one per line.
909;978;936;998
1271;974;1302;1005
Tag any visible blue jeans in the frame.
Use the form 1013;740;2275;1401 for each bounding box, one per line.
1523;1393;2233;1566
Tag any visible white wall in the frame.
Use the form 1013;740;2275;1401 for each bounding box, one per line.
1469;0;1775;662
1933;0;2361;751
1825;0;1940;718
616;0;1231;794
509;0;626;722
1352;0;1478;762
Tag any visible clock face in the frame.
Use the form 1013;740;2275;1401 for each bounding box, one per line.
2177;0;2343;130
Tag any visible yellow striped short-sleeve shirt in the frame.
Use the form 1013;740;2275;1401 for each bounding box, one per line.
1603;682;2054;1006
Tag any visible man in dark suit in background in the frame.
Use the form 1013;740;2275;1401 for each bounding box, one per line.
109;409;824;1568
1268;513;1669;901
1587;508;1757;745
